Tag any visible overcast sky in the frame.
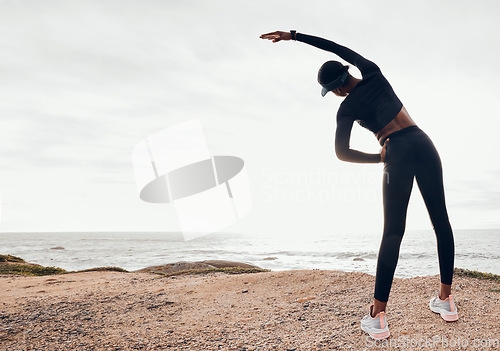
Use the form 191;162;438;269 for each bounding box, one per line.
0;0;499;236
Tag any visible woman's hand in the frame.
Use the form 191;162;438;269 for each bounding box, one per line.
380;138;389;163
260;31;292;43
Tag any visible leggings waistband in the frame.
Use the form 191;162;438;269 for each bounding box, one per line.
382;125;421;144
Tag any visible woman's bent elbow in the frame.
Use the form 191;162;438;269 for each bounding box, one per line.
335;149;348;161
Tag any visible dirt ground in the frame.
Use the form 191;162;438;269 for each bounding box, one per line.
1;269;499;350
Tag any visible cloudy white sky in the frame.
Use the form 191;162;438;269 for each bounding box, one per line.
0;0;499;236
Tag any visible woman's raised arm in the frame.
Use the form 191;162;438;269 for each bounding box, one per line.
260;31;379;76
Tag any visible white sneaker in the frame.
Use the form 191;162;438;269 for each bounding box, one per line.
429;294;459;322
360;305;390;340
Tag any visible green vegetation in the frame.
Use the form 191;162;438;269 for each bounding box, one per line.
454;268;500;283
153;266;271;277
0;263;67;276
0;263;129;276
1;254;66;276
0;254;25;263
0;258;266;277
0;254;130;276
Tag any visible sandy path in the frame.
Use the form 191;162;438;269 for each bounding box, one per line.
1;270;498;350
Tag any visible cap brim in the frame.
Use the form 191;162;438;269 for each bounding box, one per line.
320;70;349;97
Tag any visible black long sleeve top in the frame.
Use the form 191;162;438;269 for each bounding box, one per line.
296;33;404;163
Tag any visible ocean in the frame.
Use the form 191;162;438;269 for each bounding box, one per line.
1;229;498;278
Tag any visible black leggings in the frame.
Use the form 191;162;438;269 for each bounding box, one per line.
374;125;455;302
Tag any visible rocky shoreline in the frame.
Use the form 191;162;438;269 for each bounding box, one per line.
1;259;499;350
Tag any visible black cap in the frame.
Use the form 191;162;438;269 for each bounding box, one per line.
317;61;349;97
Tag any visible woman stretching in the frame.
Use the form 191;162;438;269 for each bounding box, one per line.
260;30;458;340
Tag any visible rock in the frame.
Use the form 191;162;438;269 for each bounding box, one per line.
199;260;261;269
136;260;262;274
353;257;364;261
136;262;216;274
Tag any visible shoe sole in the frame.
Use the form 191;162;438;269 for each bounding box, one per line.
361;326;391;340
429;303;459;322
